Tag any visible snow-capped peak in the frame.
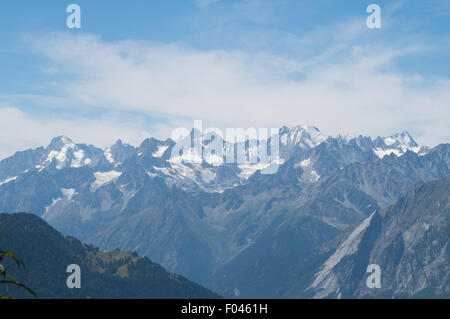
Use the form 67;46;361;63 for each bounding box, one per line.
44;136;95;170
383;131;418;148
48;135;76;150
104;147;115;164
279;125;328;149
374;131;421;159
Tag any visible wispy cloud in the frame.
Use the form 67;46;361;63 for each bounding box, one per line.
0;105;157;159
21;30;449;145
195;0;222;8
0;3;449;159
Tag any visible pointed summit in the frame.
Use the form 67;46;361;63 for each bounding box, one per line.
373;131;421;159
47;136;75;150
279;125;328;149
384;131;418;148
106;139;136;164
113;139;124;147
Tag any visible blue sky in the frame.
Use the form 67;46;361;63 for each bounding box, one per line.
0;0;449;158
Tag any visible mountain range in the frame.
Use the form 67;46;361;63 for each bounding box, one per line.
212;175;450;298
0;125;448;298
0;213;220;299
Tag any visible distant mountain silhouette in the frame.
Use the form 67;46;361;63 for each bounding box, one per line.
0;213;221;299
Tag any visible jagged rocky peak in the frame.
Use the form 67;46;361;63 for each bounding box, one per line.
334;134;374;150
112;139;125;147
139;137;165;149
43;136;83;169
383;131;418;148
47;135;76;150
43;136;111;170
308;176;450;298
373;131;418;149
372;131;421;159
137;137;173;158
279;125;328;149
105;139;136;164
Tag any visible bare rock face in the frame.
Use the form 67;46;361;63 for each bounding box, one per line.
307;176;450;299
0;213;221;299
0;128;448;296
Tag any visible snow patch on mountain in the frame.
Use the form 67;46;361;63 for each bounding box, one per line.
373;148;403;158
204;154;224;166
238;158;285;180
297;158;311;168
104;147;115;164
383;132;416;147
374;132;421;159
43;136;95;169
238;163;271;180
373;146;421;159
0;176;17;186
169;149;203;164
71;150;87;168
146;171;158;178
91;171;122;191
294;158;321;182
310;170;320;182
45;136;76;169
42;197;63;220
61;188;77;200
153;145;169;158
280;126;328;149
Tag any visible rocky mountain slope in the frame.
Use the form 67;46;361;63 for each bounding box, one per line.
0;213;221;299
306;176;449;298
0;126;448;293
213;176;449;298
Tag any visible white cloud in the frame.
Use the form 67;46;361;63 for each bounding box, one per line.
195;0;221;7
0;106;156;159
1;13;449;160
23;31;449;148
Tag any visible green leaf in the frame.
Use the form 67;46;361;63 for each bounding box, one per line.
0;251;26;269
4;274;19;283
0;280;38;298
